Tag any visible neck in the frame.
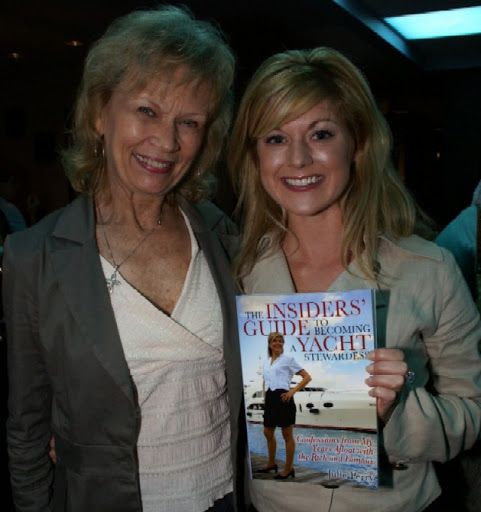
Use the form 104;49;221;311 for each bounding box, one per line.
283;206;344;264
96;190;170;230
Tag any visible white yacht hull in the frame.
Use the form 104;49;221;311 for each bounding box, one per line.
245;387;377;431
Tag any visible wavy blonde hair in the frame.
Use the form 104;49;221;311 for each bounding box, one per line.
229;47;418;286
62;5;235;203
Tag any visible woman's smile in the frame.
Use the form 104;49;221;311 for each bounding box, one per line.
282;174;324;190
96;67;212;200
257;100;355;221
133;152;175;174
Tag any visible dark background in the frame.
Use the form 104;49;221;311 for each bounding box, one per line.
1;0;481;229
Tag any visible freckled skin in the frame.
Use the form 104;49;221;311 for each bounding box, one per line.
96;68;212;201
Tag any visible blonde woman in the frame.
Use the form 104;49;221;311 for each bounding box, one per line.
229;47;481;512
5;6;245;511
259;332;311;479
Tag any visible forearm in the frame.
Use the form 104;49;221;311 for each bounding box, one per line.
385;253;481;463
384;389;481;463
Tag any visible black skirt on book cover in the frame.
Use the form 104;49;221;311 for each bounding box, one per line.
264;389;296;427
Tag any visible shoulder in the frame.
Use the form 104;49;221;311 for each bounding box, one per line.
378;234;463;285
193;200;238;236
280;353;298;365
243;235;295;294
5;207;65;254
178;196;238;235
380;234;452;263
2;207;65;281
3;195;92;259
179;197;239;260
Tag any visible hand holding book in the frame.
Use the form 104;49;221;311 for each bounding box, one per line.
365;348;408;425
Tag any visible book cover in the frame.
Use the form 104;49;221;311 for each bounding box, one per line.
236;289;378;489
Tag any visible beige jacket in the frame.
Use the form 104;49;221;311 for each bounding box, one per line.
243;234;481;512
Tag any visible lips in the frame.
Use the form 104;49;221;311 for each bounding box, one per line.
283;175;324;188
133;152;174;173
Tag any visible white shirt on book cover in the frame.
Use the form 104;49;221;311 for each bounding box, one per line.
263;353;303;391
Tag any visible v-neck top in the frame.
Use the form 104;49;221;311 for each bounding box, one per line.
99;210;233;512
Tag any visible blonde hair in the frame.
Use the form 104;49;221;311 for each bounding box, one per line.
62;5;235;203
229;47;418;285
267;332;284;357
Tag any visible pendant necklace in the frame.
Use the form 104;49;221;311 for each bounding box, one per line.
98;206;162;294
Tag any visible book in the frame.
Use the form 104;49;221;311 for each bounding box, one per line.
236;289;378;489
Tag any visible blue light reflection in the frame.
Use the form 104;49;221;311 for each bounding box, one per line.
385;6;481;40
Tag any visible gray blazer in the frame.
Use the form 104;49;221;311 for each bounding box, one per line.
4;195;247;512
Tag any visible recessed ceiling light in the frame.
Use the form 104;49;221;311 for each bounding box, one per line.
8;52;21;60
66;40;84;47
385;6;481;40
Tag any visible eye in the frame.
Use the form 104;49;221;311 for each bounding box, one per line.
264;134;285;144
313;129;333;140
180;118;199;128
137;106;155;117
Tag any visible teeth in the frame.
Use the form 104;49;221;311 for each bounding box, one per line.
135;153;171;169
285;176;322;186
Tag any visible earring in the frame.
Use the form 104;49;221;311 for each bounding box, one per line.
94;138;105;160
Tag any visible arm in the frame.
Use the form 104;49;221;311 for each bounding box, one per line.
4;236;54;510
281;369;312;403
383;251;481;464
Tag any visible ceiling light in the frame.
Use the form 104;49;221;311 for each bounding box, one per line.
385;6;481;40
66;40;84;47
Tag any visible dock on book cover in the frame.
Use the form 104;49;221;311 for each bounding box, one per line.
236;289;378;489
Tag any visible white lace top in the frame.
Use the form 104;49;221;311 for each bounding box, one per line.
100;212;233;512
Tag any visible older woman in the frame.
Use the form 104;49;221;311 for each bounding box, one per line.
4;6;246;512
229;47;481;512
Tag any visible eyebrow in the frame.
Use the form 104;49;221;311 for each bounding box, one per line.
135;99;210;119
308;118;337;129
269;117;338;133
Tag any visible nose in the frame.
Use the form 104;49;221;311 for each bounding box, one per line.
288;140;312;168
157;120;180;152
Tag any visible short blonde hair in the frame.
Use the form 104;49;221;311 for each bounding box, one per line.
267;332;284;357
229;47;417;285
62;5;235;203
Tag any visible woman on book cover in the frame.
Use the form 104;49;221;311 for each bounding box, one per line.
258;332;312;479
228;47;481;512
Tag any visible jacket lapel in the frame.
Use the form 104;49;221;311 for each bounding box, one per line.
48;196;135;403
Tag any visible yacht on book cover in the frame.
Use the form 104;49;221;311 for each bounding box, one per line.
245;379;376;432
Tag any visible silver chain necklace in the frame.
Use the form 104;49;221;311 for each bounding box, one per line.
97;206;162;294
